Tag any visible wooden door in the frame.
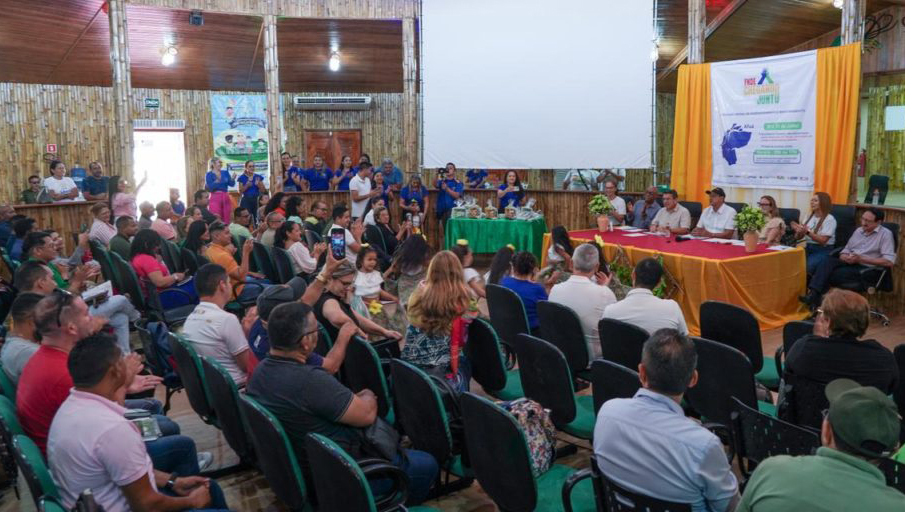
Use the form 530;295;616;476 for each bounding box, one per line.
304;130;362;170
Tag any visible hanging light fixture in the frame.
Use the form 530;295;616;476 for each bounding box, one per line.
161;46;178;66
328;51;341;72
833;0;844;9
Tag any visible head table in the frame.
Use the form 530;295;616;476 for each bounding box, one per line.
542;228;809;335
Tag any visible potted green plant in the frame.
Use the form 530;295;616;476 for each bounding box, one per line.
588;194;615;231
735;204;767;253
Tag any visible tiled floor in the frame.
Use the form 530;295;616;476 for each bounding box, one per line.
2;317;903;511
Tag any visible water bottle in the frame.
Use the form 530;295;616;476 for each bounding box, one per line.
872;189;880;204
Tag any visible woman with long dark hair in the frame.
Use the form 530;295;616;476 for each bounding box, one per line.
791;191;836;274
485;245;515;285
281;151;304;192
130;229;194;307
386;234;432;307
275;220;324;275
183;220;210;255
285;196;307;224
332;155;357;191
264;192;288;217
497;170;525;211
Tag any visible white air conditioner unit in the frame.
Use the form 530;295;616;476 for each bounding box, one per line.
133;119;186;130
293;96;372;111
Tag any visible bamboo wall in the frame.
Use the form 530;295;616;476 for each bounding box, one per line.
866;85;905;191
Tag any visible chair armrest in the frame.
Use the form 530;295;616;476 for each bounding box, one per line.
774;345;784;384
858;266;887;290
830;247;843;257
562;468;594;512
232;281;267;304
360;461;409;512
702;422;735;465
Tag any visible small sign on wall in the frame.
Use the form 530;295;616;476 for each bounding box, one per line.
145;98;160;109
46;144;57;153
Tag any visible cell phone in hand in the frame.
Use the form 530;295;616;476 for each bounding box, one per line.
330;228;346;260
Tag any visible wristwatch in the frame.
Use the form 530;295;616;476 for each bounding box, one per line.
315;273;328;284
164;472;178;492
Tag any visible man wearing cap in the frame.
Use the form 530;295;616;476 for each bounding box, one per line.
737;378;904;511
692;188;736;239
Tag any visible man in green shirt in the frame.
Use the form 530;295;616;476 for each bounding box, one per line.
23;231;96;291
20;175;47;204
738;378;905;511
228;207;253;240
109;216;138;261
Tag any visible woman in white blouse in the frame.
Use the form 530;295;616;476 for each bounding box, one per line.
274;220;325;275
88;202;117;246
790;192;836;274
43;160;83;202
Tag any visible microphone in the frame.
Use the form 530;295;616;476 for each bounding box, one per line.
675;235;692;243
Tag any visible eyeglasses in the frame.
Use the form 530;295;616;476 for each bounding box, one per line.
757;202;771;207
52;288;75;327
29;180;40;185
816;308;824;317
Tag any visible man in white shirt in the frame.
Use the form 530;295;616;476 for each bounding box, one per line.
330;204;364;263
602;258;688;335
603;179;627;226
650;189;691;235
548;243;616;358
349;162;379;219
693;187;735;239
182;263;253;386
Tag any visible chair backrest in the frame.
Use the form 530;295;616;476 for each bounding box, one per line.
110;251;148;311
180;246;201;275
537;300;590;376
778;372;827;431
591;359;642;414
865;174;891;204
879;457;905;494
0;395;23;481
511;334;576;427
778;208;800;227
168;333;216;424
305;229;324;249
88;241;121;288
829;204;857;249
238;395;308;510
894;345;905;427
460;392;538;511
162;240;186;274
341;336;393;420
305;433;380;512
678;201;702;222
597;462;691;512
364;224;389;257
0;362;16;399
13;434;59;505
486;283;530;347
200;356;254;463
699;301;763;373
782;321;813;355
726;202;746;215
730;397;819;479
390;359;453;465
252;241;280;283
598;318;649;372
464;318;509;393
38;496;68;512
685;337;758;427
271;247;296;284
879;222;900;292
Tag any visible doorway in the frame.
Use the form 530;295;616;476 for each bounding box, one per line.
133;130;187;211
304;130;362;170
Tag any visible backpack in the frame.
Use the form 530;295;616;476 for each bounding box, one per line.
145;321;180;387
498;398;556;477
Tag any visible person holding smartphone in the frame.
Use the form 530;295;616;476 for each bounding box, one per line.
435;163;464;240
331;204;364;263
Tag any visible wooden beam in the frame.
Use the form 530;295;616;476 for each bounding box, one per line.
47;3;106;82
657;0;749;81
107;0;134;183
263;13;283;192
688;0;706;64
247;21;265;90
842;0;867;45
401;16;418;177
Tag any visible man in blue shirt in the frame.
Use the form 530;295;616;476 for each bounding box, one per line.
81;162;109;201
304;155;333;192
629;186;662;230
594;329;739;511
380;158;404;193
435;163;464;222
466;169;488;189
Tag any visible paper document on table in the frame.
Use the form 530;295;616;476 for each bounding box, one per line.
729;240;746;246
766;245;793;251
702;238;732;244
622;233;648;238
615;226;642;232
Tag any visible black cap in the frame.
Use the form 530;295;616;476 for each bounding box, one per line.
705;187;726;197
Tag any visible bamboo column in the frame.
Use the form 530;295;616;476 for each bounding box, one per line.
107;0;134;180
688;0;706;64
841;0;866;45
402;16;418;178
263;13;283;192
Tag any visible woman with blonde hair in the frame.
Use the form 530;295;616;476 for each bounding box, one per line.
402;250;476;391
756;195;785;245
790;191;836;274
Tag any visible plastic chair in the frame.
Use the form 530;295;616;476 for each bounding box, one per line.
778;208;800;227
0;362;16;399
777;372;828;431
200;356;255;465
463;318;523;401
678;201;702;221
12;434;59;507
238;395;311;511
0;395;23;484
88;241;121;289
252;241;280;283
168;333;218;426
486;283;530;349
272;246;297;284
341;336;394;423
38;496;68;512
537;301;591;380
162;240;186;274
511;334;595;440
597;318;648;373
700;301;778;390
135;323;182;413
864;174;890;205
111;252;196;326
829;204;857;249
774;320;813;381
726;202;746;214
834;222;899;326
459;392;595;512
180;246;203;275
879;457;905;495
730;397;819;481
594;462;691;512
590;359;641;414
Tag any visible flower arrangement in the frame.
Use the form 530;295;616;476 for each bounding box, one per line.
735;205;767;233
587;194;615;217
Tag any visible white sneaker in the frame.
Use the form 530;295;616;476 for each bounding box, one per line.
197;451;214;471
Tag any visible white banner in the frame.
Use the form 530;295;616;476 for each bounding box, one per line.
711;50;817;190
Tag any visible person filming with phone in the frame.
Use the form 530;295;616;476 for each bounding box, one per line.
330;204;365;263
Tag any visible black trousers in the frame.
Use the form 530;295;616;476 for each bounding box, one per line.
808;257;868;293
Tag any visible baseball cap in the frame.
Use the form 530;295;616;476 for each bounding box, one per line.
825;378;901;458
705;187;726;197
256;282;305;321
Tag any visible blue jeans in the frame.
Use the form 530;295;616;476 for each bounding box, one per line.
370;449;439;505
237;276;272;302
805;243;835;275
161;479;230;511
147;434;201;476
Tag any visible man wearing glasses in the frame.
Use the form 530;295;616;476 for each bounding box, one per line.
305;200;330;237
20;176;49;204
259;211;285;248
228;207;254;240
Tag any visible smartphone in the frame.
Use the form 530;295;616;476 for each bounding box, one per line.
330;228;346;260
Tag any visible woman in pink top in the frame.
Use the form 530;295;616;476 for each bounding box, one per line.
130;229;196;309
109;173;148;220
88;202;117;246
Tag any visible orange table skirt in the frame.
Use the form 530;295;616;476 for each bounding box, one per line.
541;233;809;335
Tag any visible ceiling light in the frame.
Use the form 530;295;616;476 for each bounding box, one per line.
161;46;178;66
328;51;341;72
833;0;844;8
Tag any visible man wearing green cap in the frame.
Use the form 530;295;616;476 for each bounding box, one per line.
737;378;905;511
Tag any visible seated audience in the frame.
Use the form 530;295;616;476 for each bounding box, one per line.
602;258;688;334
205;221;270;302
229;207;254;239
44;160;83;202
130;229;188;302
7;217;36;262
548;243;616;357
362;196;385;227
451;241;485;298
385;234;431;307
138;201;155;230
263;192;289;218
247;302;438;505
259;211;285;248
285;195;307;225
24;231;96;291
629;186;661;230
1;292;43;384
594;329;739;511
182;264;253;386
81;161;109;201
331;204;364;263
305;200;330;236
0;204;14;248
738;379;904;511
152;201;177;241
500;251;553;332
790;192;837;274
110;175;146;220
20;175;47;204
109;215;137;261
183;220;210;256
784;289;897;395
48;332;229;511
275;220;324;276
650;189;691;235
402;251;474;390
692;188;735;239
88;202;116;246
193;189;218;224
485;245;515;285
801;207;895;307
756;195;785;245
